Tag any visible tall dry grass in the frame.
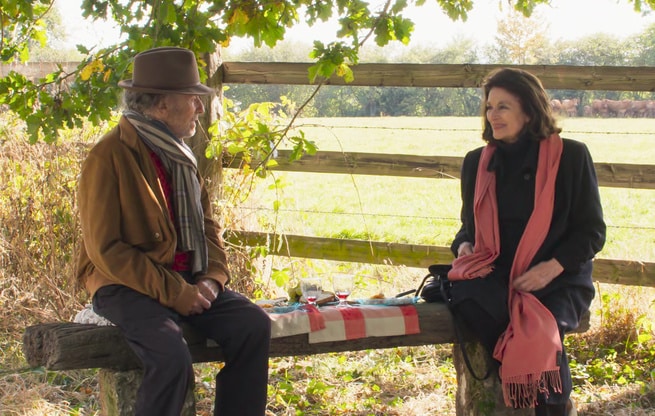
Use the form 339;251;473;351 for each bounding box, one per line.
0;112;97;413
0;138;86;326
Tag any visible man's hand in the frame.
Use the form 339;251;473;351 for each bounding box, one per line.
513;259;564;292
197;278;221;303
187;279;221;315
188;292;211;315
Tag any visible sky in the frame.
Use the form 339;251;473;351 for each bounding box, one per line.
408;0;653;45
56;0;655;51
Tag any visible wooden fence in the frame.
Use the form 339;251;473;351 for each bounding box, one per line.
218;62;655;288
5;61;652;286
0;61;79;80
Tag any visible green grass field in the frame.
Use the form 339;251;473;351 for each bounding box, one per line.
243;116;655;265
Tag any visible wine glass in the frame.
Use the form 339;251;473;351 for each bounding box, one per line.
300;277;322;307
332;273;354;308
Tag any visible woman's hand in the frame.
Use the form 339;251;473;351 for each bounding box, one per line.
457;242;474;257
513;259;564;292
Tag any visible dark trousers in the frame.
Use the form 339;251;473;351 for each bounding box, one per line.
93;284;271;416
451;277;593;416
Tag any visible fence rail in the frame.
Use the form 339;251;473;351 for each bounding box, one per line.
221;62;655;92
6;61;655;92
225;150;655;189
216;62;655;285
225;231;654;287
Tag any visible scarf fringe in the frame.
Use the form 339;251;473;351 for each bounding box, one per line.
501;368;563;408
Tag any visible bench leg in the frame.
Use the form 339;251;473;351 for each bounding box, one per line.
453;343;533;416
98;369;196;415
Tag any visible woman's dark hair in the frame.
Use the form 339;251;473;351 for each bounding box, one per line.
480;68;561;143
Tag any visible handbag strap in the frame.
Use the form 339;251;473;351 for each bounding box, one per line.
400;267;494;381
395;272;433;298
442;281;493;381
414;272;433;297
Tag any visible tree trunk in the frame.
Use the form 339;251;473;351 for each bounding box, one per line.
190;49;224;198
453;342;533;416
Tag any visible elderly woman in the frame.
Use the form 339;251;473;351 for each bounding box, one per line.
448;68;606;416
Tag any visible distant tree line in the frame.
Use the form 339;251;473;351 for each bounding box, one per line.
224;14;655;118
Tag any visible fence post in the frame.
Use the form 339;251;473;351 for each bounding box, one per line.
98;369;195;415
453;343;532;416
190;49;224;198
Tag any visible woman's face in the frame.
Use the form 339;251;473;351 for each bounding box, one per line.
485;87;530;144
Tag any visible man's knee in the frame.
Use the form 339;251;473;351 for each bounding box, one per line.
135;325;193;375
244;303;272;338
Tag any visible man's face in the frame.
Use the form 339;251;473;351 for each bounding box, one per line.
159;94;205;139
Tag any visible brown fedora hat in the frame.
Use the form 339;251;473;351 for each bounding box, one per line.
118;47;214;95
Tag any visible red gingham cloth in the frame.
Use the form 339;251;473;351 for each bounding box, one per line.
308;305;420;343
266;304;420;342
268;305;326;338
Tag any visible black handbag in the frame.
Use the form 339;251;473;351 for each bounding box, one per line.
399;263;492;381
416;264;452;303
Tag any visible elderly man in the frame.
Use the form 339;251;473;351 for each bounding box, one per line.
76;47;271;416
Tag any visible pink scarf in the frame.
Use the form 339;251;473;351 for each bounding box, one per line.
449;134;564;408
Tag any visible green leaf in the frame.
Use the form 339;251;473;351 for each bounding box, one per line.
166;3;178;24
271;268;290;288
226;143;248;155
307;64;321;83
337;64;354;83
394;17;414;45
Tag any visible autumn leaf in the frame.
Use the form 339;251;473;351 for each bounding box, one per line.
80;60;105;81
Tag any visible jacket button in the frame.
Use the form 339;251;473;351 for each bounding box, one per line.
154;232;161;240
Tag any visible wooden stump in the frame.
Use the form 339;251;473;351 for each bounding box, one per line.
98;369;139;415
453;342;533;416
98;369;196;415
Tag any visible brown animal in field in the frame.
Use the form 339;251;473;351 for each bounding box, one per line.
560;98;579;117
629;100;650;118
647;100;655;118
605;99;632;117
583;105;592;117
591;99;609;117
550;99;562;114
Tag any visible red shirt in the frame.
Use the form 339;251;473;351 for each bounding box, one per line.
148;151;191;272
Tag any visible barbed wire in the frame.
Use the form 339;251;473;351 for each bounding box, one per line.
291;123;655;135
235;206;655;231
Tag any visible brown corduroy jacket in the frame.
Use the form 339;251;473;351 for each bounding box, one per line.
76;116;231;315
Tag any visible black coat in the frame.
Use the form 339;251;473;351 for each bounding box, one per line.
450;137;606;296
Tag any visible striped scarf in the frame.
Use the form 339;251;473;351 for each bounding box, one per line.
124;110;208;275
449;134;564;408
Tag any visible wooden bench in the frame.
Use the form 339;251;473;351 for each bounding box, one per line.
23;302;590;416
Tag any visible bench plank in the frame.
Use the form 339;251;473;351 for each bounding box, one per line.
23;302;589;371
23;302;455;371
